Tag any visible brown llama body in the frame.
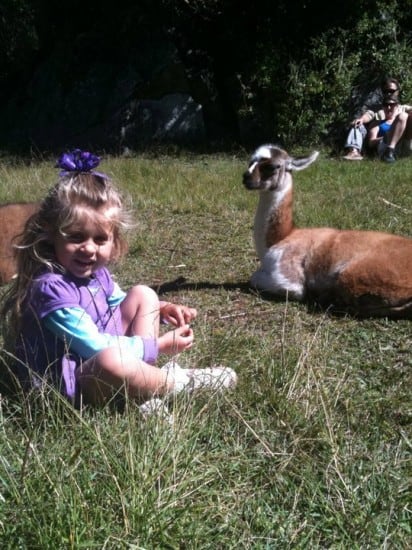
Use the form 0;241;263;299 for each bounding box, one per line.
0;202;39;284
243;144;412;318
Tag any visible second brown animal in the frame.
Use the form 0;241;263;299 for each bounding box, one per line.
0;202;39;284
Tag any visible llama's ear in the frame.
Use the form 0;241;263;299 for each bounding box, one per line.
288;151;319;171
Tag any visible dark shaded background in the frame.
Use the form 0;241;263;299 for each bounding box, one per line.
1;1;411;154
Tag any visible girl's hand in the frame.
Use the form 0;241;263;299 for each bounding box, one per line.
160;302;197;327
158;325;194;354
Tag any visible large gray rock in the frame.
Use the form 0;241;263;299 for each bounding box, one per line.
0;41;207;151
119;93;205;147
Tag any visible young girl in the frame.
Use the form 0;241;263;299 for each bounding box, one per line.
1;150;237;408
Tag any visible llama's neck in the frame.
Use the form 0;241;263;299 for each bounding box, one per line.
253;182;294;260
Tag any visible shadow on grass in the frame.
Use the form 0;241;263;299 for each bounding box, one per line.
153;276;309;308
154;276;314;307
153;276;253;296
153;277;410;320
154;276;317;307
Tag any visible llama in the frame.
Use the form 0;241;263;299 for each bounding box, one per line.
243;144;412;318
0;202;39;284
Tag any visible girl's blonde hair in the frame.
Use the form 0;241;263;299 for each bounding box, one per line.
2;172;133;344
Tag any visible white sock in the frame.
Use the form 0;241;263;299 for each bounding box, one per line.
161;361;191;394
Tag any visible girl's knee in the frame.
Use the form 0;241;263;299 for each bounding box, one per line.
129;284;159;304
121;284;159;317
121;284;161;337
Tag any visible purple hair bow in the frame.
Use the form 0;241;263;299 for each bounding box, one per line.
56;149;107;178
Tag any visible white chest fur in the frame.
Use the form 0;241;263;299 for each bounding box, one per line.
253;181;292;261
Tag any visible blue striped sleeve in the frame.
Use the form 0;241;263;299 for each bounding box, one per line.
108;282;127;307
43;307;158;363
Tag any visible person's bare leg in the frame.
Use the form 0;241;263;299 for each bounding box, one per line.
120;284;160;338
76;346;173;406
76;346;238;407
402;113;412;156
404;112;412;139
386;112;408;148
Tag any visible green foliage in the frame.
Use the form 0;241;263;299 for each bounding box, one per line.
248;1;412;147
0;151;411;547
1;1;412;151
0;0;38;87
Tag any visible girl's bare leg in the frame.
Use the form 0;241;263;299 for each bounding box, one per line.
120;284;161;338
76;346;173;406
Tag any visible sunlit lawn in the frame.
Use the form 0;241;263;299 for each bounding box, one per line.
0;148;410;548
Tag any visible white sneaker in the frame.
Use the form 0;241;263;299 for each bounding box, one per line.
139;398;174;425
187;366;238;391
161;361;238;395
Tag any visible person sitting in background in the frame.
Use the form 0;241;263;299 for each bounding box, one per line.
378;101;412;163
367;96;401;160
343;76;412;161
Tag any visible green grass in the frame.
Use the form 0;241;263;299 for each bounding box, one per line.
0;150;411;548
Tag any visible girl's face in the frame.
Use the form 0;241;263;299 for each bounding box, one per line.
54;212;115;279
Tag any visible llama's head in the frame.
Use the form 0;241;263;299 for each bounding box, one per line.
243;144;319;192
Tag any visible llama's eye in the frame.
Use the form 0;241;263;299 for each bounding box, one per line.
260;164;279;178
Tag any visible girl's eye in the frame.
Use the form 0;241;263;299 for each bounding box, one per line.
64;231;111;245
95;236;109;245
66;233;84;243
